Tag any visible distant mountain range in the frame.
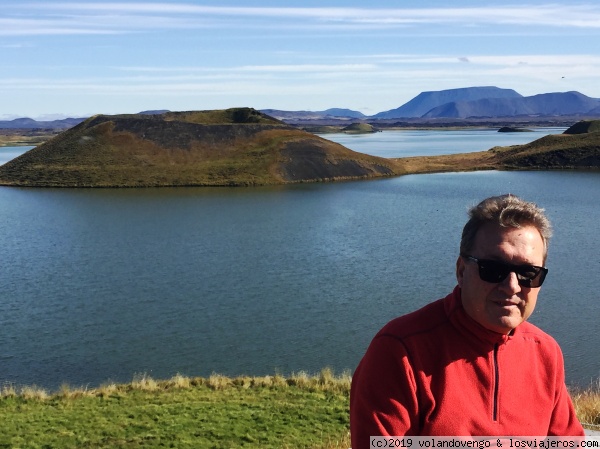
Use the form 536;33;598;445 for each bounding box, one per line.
419;90;600;119
263;87;600;121
261;108;366;120
0;117;86;129
372;86;523;119
2;87;600;129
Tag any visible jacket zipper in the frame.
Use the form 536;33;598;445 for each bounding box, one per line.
493;343;499;421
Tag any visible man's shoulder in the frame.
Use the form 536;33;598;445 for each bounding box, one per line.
376;297;450;341
515;320;561;347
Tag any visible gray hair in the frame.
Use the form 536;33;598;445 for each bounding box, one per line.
460;194;552;263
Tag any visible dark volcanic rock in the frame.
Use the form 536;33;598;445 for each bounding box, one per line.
278;140;394;182
498;126;532;132
563;120;600;134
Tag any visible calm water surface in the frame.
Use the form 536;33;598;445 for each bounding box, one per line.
319;127;567;157
0;131;597;390
0;145;33;165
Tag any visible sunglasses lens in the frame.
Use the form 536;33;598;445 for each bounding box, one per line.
518;268;547;288
478;260;510;283
475;259;547;288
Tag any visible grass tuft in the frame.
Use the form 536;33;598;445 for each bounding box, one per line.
288;370;313;389
232;375;253;389
1;382;18;398
19;385;49;401
571;379;600;428
96;381;120;398
167;373;191;389
57;383;92;400
131;373;160;392
206;372;233;390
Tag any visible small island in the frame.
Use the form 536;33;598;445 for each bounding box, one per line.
498;126;532;132
341;123;378;134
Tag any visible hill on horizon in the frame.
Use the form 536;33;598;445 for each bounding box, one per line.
0;108;397;187
259;87;600;122
2;87;600;130
0;117;86;129
260;108;366;121
372;86;523;119
422;91;600;119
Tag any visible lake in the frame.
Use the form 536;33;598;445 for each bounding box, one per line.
317;127;568;157
0;130;597;391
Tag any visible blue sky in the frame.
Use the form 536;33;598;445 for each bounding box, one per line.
2;1;600;119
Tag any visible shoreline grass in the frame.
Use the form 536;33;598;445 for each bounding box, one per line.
0;370;597;448
0;369;351;449
570;378;600;432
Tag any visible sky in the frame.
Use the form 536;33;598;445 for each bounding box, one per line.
2;1;600;119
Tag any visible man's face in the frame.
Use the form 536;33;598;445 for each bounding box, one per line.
456;223;545;334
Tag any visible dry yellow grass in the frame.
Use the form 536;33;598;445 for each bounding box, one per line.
571;380;600;430
0;369;354;400
0;130;59;147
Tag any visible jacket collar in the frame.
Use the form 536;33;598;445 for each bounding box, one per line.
444;285;514;347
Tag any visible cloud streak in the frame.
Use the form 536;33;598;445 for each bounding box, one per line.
2;54;598;89
4;3;600;36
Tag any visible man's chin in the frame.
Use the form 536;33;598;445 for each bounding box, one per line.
492;316;523;334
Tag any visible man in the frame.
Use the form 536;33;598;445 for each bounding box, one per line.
350;194;583;445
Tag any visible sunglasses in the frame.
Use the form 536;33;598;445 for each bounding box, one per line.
462;255;548;288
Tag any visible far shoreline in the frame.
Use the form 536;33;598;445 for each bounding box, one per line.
0;124;570;147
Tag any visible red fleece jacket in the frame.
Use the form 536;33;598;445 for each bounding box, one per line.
350;286;583;446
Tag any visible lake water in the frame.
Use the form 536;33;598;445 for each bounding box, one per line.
0;145;32;166
318;127;567;157
0;130;598;391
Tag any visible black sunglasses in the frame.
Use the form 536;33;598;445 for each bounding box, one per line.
461;255;548;288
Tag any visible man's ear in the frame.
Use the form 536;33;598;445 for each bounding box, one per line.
456;256;465;287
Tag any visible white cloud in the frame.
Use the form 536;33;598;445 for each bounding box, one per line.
237;64;377;73
3;3;600;37
28;3;600;26
464;54;600;66
2;53;597;98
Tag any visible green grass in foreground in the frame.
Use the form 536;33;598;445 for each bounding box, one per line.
0;370;598;449
0;369;351;449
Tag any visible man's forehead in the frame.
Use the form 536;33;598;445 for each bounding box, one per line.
473;223;545;263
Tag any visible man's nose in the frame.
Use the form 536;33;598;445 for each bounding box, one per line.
499;271;521;294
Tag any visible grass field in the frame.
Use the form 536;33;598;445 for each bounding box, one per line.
0;370;598;449
0;130;58;147
0;369;351;449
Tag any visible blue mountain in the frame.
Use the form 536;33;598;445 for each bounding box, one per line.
422;91;600;118
372;86;523;119
318;108;366;118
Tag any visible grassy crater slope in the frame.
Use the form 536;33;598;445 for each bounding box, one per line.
0;108;398;187
393;121;600;174
0;114;598;188
341;123;378;134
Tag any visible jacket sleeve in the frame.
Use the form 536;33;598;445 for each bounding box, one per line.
350;334;420;449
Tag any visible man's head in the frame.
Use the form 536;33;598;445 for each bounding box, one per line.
456;195;552;334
